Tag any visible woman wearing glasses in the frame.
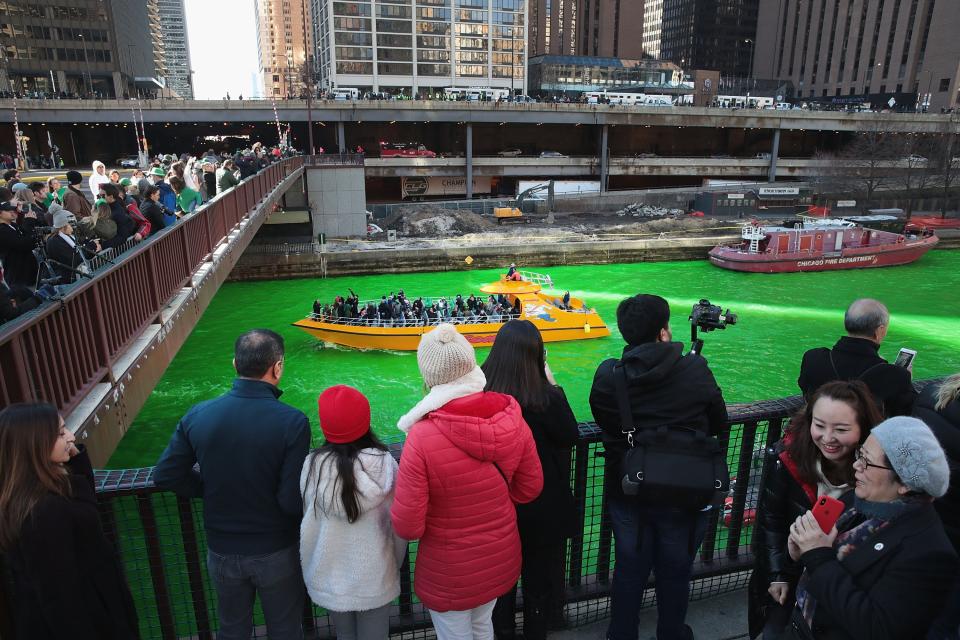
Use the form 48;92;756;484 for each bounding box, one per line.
785;416;958;640
749;381;882;639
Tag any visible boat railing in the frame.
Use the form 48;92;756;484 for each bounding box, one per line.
518;270;554;287
306;312;521;327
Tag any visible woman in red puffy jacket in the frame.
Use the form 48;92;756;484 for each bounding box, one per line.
391;323;544;639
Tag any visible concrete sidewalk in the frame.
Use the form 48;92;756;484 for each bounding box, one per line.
549;589;748;640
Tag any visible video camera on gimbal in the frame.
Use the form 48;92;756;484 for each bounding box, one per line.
688;299;737;355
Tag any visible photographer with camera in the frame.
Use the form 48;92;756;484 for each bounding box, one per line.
45;210;100;285
590;294;728;640
0;200;39;288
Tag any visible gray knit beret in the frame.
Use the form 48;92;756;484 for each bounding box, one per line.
416;323;477;388
871;417;950;498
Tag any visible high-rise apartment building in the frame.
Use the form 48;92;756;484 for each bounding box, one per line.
528;0;643;59
656;0;759;79
642;0;664;59
754;0;960;111
157;0;192;98
256;0;313;98
0;0;165;98
310;0;527;96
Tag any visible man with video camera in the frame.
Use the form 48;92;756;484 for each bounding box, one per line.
45;209;101;284
590;294;728;640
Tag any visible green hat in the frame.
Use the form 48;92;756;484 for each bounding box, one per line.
94;197;108;207
150;167;166;177
119;178;133;186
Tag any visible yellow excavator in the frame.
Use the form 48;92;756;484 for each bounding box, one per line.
493;181;553;224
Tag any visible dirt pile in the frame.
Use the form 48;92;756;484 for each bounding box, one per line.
378;205;498;236
615;203;686;218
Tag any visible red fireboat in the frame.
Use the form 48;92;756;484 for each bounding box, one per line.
708;218;939;274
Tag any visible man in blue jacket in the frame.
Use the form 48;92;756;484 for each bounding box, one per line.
154;329;311;640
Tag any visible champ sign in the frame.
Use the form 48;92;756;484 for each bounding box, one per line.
401;176;492;199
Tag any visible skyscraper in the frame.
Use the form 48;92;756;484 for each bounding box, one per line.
529;0;644;59
310;0;527;96
157;0;193;98
754;0;959;111
256;0;313;98
642;0;664;59
657;0;759;79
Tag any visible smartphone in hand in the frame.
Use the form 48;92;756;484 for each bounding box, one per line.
812;496;844;534
894;348;916;368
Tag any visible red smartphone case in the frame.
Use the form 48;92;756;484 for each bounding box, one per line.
812;495;844;533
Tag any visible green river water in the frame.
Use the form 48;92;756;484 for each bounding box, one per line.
106;251;960;469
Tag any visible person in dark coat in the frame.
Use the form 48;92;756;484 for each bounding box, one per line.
798;299;915;417
0;200;39;287
483;320;580;640
0;403;139;639
154;329;311;640
45;209;100;284
0;266;42;324
784;417;958;640
589;293;728;640
913;375;960;639
139;185;169;234
748;381;882;639
100;185;140;249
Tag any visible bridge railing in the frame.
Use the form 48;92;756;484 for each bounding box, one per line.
0;394;808;639
0;157;304;416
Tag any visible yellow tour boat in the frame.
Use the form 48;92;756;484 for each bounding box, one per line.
292;271;611;351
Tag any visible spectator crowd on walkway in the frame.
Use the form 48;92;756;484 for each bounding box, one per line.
0;143;292;325
0;295;958;640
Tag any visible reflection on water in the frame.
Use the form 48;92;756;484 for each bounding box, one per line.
107;252;960;468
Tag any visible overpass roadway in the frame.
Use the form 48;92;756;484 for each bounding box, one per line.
364;156;908;179
3;98;959;134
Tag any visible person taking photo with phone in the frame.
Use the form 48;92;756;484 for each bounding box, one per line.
783;417;958;640
748;381;882;639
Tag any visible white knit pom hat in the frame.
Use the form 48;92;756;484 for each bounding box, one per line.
416;323;477;388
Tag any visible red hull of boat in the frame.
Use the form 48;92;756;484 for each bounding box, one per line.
708;236;938;273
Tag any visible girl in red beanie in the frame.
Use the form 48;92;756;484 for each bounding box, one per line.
300;385;406;640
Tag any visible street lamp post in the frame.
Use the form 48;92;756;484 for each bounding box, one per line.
744;38;755;95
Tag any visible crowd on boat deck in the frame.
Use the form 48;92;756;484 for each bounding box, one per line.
2;296;959;640
311;288;573;325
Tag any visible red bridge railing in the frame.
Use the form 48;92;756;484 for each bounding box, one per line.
0;157;305;415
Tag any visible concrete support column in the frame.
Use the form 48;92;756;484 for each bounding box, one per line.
337;121;346;153
466;123;473;199
768;128;781;183
600;124;609;193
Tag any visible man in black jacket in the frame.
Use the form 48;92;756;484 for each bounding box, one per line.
590;294;727;640
154;330;310;640
798;298;915;416
0;200;38;287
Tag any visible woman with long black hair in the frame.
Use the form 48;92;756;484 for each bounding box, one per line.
300;385;406;640
483;320;580;640
0;403;139;639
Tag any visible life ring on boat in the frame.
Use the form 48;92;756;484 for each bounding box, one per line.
897;236;905;244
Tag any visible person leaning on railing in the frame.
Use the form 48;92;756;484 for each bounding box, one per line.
0;403;140;639
748;381;882;640
784;417;959;640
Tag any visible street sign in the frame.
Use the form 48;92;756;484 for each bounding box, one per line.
836;200;857;208
888;97;896;108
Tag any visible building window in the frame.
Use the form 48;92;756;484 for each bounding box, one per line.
940;78;951;92
879;84;885;93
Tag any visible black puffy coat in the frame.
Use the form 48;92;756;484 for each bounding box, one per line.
784;504;958;640
589;341;728;500
516;385;580;539
5;446;139;639
748;441;819;638
913;383;960;553
798;337;915;417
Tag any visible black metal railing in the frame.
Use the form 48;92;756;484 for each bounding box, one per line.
0;393;806;639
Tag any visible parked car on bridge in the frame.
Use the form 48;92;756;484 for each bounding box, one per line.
379;141;437;158
117;156;140;168
539;150;567;158
497;148;522;157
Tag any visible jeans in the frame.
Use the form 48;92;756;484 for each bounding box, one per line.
429;598;497;640
207;545;305;640
606;499;709;640
328;603;391;640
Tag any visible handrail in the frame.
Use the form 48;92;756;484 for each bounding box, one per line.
0;157;304;415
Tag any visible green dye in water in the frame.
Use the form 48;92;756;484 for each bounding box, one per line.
107;251;960;469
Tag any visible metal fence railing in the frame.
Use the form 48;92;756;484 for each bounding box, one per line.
0;157;305;416
1;392;817;639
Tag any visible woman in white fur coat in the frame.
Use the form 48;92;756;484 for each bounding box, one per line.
300;385;406;640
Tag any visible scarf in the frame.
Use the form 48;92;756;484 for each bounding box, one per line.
397;366;486;434
795;496;928;627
